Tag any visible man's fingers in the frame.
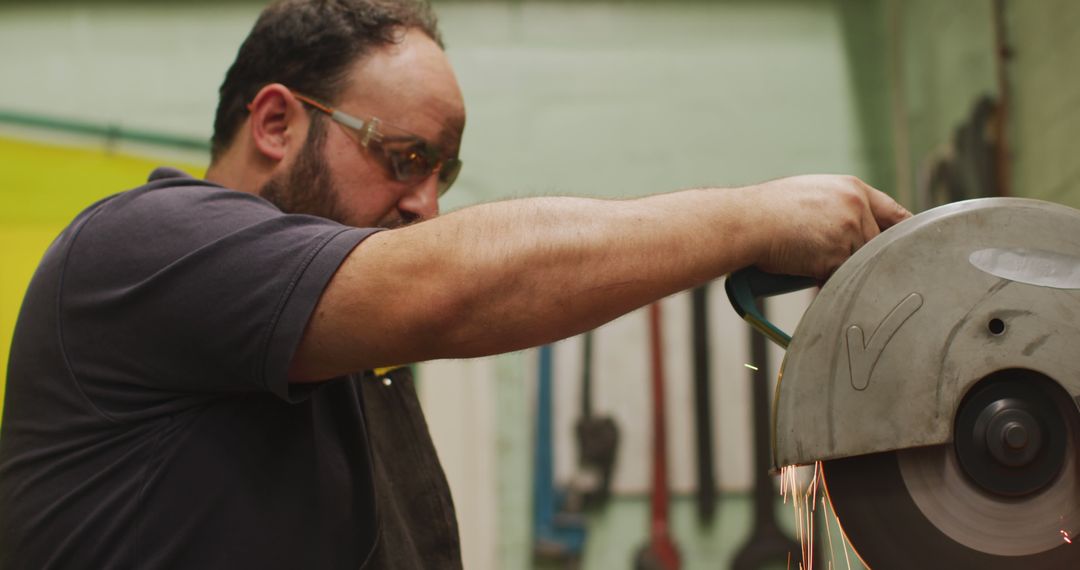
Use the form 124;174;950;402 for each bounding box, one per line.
863;185;912;230
859;198;881;245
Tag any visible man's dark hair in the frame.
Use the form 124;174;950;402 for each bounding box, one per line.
210;0;442;161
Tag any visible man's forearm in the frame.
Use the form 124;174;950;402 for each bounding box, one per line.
402;189;765;347
289;175;908;381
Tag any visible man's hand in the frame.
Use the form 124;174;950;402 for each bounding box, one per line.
751;175;911;279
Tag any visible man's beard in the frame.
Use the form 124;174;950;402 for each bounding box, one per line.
258;121;349;224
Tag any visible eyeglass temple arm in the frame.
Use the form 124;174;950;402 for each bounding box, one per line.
334;112;381;147
291;91;380;146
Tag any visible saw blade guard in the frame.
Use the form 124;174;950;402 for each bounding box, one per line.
771;197;1080;470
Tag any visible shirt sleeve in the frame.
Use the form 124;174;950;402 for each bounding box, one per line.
59;180;378;409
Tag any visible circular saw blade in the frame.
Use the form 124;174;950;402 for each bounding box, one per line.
822;437;1079;569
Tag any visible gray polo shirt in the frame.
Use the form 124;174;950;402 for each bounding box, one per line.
0;168;461;569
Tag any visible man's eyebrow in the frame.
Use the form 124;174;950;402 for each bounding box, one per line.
436;116;465;151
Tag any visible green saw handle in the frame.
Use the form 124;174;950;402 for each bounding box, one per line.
724;268;817;349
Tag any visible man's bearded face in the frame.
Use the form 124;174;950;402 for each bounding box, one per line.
258;119;348;224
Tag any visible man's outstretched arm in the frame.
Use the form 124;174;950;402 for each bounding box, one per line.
288;174;910;381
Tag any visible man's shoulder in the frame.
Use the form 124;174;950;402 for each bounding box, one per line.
76;167;288;242
117;166;273;216
50;167;287;276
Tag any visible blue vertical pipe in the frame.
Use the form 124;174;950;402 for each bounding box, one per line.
532;344;586;558
534;344;556;534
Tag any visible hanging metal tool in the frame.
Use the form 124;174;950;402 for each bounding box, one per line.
730;300;804;570
690;285;718;525
634;303;681;570
574;330;619;509
727;198;1080;569
533;344;586;566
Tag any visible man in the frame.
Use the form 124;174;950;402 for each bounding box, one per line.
0;0;910;568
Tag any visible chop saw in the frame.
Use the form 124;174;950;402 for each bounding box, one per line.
726;198;1080;569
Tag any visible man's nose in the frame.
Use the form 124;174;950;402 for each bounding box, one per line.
396;174;440;222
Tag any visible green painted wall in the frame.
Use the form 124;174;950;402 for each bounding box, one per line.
1006;0;1080;206
843;0;1080;209
896;0;998;208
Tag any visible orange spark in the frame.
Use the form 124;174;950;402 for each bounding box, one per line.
822;495;836;570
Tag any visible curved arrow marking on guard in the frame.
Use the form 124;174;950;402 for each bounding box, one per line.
846;293;924;391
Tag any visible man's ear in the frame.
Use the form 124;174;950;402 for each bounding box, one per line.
247;84;304;162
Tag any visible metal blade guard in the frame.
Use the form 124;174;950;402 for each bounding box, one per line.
732;197;1080;470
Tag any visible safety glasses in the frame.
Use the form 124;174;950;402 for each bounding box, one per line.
290;90;461;196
